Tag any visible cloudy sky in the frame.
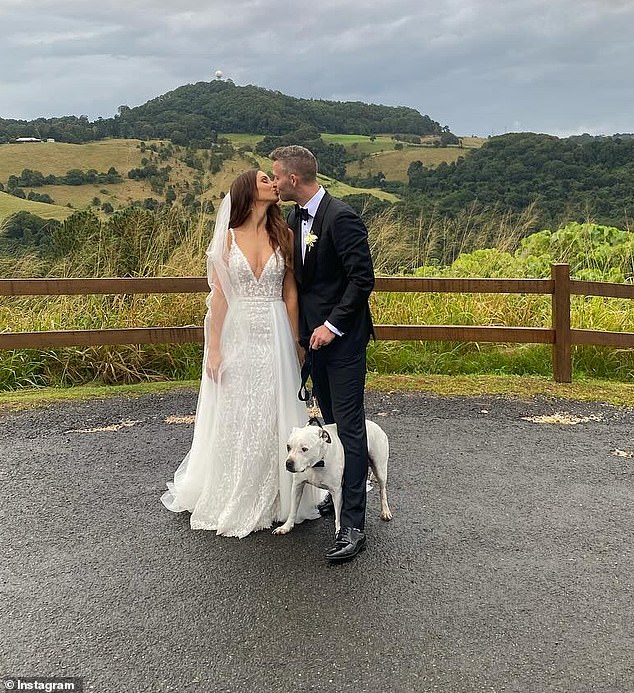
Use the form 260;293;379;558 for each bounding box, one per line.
1;0;633;137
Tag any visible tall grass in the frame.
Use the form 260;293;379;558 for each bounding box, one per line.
1;207;633;390
0;207;211;388
366;208;634;380
366;201;539;272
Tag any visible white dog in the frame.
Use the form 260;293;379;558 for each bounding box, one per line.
273;418;392;536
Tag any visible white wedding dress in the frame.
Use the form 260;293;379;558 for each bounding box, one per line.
161;225;324;538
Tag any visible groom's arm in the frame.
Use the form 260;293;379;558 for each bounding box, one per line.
326;207;375;334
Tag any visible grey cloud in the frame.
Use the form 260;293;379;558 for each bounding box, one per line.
0;0;633;135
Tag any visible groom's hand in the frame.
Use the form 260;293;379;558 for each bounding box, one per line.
310;325;336;350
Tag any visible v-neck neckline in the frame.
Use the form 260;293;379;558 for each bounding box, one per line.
232;238;276;283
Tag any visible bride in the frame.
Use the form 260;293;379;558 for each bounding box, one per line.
161;169;324;538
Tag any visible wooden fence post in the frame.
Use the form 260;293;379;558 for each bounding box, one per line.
551;263;572;383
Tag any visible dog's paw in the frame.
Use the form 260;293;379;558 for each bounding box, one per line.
272;524;292;535
380;509;393;521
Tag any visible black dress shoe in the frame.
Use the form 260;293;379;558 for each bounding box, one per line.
317;493;334;516
326;526;366;562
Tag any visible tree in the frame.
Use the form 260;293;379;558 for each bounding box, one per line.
2;211;61;247
142;197;160;211
440;131;460;146
64;169;86;185
27;191;54;203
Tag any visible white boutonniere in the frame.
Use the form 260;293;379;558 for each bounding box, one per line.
305;231;318;250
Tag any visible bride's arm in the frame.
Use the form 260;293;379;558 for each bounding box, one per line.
282;267;299;342
282;262;303;365
206;266;228;381
282;227;300;343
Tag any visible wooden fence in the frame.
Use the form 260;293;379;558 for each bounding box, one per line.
1;263;634;383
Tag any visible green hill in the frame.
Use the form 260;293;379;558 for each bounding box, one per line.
406;132;634;227
1;81;451;145
118;81;445;139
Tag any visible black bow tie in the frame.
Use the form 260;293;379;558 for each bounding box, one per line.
296;205;310;222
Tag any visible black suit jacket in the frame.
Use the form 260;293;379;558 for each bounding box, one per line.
289;191;375;352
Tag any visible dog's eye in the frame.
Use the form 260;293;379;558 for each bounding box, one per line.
301;447;308;453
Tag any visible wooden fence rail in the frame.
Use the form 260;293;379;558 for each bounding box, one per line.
2;263;634;383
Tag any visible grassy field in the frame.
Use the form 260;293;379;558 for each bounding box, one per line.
0;140;259;218
322;133;399;155
225;132;413;156
0;139;165;218
347;145;472;182
461;137;487;148
223;133;265;149
0;191;74;222
318;175;399;202
33;180;156;209
0;139;148;180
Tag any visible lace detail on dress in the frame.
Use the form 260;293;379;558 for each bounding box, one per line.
228;237;285;299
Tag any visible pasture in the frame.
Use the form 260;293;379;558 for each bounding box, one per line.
347;145;473;182
0;139;147;180
322;133;400;154
0;132;481;219
0;141;265;218
0;191;73;222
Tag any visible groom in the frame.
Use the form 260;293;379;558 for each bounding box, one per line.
270;145;375;562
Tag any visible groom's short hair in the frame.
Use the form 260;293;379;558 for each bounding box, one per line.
270;145;318;183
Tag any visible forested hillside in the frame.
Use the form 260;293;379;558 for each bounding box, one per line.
405;132;634;228
0;80;447;145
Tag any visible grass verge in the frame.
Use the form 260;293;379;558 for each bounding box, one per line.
1;373;633;414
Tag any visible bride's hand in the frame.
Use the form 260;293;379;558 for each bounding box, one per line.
206;350;222;382
295;342;306;366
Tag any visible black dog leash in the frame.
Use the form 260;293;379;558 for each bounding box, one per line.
298;347;313;402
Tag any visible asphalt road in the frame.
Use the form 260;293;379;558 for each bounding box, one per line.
1;389;633;693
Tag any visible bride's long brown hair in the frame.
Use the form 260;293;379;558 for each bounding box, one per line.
228;169;293;268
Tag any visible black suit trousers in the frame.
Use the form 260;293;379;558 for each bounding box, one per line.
310;340;368;530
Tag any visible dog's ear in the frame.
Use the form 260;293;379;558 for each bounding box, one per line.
319;429;331;444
